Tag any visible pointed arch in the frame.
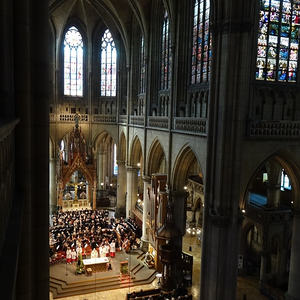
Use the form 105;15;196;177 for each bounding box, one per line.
119;131;126;162
93;130;116;151
172;145;203;190
241;151;300;210
146;138;167;175
129;135;143;167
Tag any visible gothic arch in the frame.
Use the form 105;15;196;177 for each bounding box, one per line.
61;154;94;187
129;135;143;167
146;138;167;176
119;131;126;162
93;130;116;152
241;151;300;210
172;145;203;191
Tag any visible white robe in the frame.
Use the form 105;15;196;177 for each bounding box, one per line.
91;249;98;258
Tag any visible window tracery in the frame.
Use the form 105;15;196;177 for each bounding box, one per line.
64;26;83;96
101;29;117;96
256;0;300;82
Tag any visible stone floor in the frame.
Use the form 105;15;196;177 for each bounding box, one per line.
52;234;269;300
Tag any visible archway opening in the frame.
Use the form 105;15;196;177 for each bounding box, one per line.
240;156;295;295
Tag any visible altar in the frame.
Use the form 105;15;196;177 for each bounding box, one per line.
82;257;109;273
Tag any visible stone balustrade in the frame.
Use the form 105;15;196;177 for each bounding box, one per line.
174;117;207;135
93;114;116;123
249;120;300;137
130;115;145;126
59;114;88;122
148;116;169;129
119;115;127;124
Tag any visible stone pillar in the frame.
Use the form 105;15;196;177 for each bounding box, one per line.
57;180;63;208
103;150;108;189
170;190;187;249
141;175;151;249
49;158;57;215
85;182;89;207
266;161;282;208
98;151;104;189
126;166;139;218
116;160;126;217
259;252;267;288
92;180;97;210
286;211;300;300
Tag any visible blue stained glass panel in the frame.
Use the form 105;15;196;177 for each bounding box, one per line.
256;0;300;82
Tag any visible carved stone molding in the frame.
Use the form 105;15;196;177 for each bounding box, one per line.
174;117;207;135
130;115;145;126
93;114;116;123
148;116;169;129
59;114;88;122
119;115;127;124
249;120;300;138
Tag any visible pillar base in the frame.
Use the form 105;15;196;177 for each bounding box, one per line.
140;239;149;252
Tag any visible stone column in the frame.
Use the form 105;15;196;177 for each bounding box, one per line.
126;166;139;218
98;150;104;189
259;252;267;288
266;161;281;208
286;211;300;300
49;158;57;215
103;149;108;189
92;180;97;210
170;190;187;249
86;182;89;201
116;160;126;217
141;175;151;249
57;180;63;208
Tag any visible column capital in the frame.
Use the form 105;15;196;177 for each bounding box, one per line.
126;165;139;172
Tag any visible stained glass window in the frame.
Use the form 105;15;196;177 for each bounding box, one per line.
191;0;211;84
139;36;146;94
101;29;117;96
160;10;172;90
256;0;300;82
64;26;83;96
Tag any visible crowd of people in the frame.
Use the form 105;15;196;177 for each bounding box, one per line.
49;209;141;264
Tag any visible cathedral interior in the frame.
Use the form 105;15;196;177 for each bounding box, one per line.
1;0;300;299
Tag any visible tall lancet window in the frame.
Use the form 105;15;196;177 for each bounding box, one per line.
139;36;146;94
64;26;83;96
191;0;211;84
101;29;117;96
256;0;300;82
161;10;172;90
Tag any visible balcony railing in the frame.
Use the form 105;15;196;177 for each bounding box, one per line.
59;114;88;122
174;117;207;135
249;120;300;138
93;114;116;124
119;115;127;124
148;116;169;129
130;115;145;126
